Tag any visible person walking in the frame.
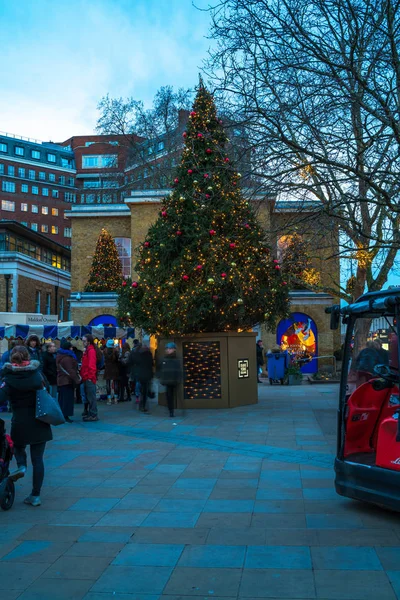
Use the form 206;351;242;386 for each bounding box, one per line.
42;342;58;398
119;342;131;402
26;335;42;367
81;334;98;422
159;342;182;418
103;340;120;405
128;339;141;404
56;340;81;422
136;345;153;413
256;339;265;383
0;345;52;507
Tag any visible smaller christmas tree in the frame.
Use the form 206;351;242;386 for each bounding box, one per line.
85;228;123;292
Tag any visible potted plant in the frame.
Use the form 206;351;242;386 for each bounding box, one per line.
286;362;303;385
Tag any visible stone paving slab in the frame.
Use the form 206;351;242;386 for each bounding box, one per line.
1;383;400;599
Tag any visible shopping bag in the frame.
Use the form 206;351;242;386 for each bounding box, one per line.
36;388;65;426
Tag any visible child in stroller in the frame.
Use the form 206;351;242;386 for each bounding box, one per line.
0;418;15;510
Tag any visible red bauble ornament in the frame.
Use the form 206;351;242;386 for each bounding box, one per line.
187;169;193;174
283;281;288;285
182;274;189;281
219;119;223;124
174;178;179;183
122;281;127;287
206;148;212;154
182;132;187;138
204;173;209;179
232;181;237;186
132;282;138;288
229;242;236;249
212;295;219;301
224;157;229;163
190;111;196;117
205;194;210;199
176;230;182;236
197;133;203;138
273;259;279;263
221;272;227;278
275;265;281;270
209;229;216;236
244;223;250;229
161;211;167;218
249;287;253;291
144;241;150;247
196;264;203;270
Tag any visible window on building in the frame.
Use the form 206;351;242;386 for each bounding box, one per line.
21;203;28;211
59;175;65;185
52;189;59;198
42;206;48;215
52;208;58;216
157;141;164;152
82;154;117;169
115;237;131;278
67;177;74;186
51;226;58;235
45;293;51;315
28;169;35;180
1;200;15;211
15;146;24;156
21;183;28;193
85;141;95;147
61;157;73;168
82;155;99;168
42;188;49;196
64;192;76;202
59;296;65;320
8;165;15;176
148;146;154;155
102;179;118;188
48;173;55;182
18;167;25;178
0;164;4;174
21;221;28;227
35;291;41;313
31;205;38;213
31;150;40;159
64;227;72;238
32;186;39;195
41;224;49;233
39;171;46;180
2;181;16;193
31;223;38;232
83;179;101;188
0;143;8;153
47;153;56;163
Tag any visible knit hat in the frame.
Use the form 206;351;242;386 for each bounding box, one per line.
61;339;72;350
165;342;176;349
106;339;115;348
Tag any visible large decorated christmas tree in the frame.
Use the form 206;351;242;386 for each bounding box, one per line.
85;228;123;292
118;82;289;335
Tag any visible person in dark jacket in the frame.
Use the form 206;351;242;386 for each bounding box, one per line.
128;339;141;403
26;335;42;367
103;340;120;405
136;345;153;413
159;342;182;418
42;342;58;398
0;345;52;507
57;340;81;422
256;340;265;383
119;342;131;402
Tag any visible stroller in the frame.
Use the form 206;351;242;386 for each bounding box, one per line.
0;418;15;510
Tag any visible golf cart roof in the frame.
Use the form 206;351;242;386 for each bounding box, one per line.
327;288;400;319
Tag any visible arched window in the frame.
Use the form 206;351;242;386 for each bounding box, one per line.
277;312;318;374
115;237;131;278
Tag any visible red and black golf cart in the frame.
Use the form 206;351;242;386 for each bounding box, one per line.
327;288;400;511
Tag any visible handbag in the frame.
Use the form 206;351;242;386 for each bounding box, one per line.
59;363;82;387
36;387;65;426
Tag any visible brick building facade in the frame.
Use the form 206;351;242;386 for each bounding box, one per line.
0;221;70;318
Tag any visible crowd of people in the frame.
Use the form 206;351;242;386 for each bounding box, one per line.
0;336;182;506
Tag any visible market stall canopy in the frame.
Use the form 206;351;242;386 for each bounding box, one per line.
0;325;135;340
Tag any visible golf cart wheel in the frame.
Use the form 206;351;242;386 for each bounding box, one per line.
1;479;15;511
269;378;273;385
280;379;284;385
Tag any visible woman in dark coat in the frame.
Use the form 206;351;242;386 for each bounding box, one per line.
136;345;153;413
0;345;52;507
119;342;132;402
56;340;81;422
26;335;42;367
103;340;120;405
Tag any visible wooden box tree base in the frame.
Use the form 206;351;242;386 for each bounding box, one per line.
157;331;258;409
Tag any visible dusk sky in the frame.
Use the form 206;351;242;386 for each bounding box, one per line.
0;0;211;142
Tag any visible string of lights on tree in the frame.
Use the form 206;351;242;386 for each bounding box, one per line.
183;341;222;400
117;79;290;336
85;228;123;292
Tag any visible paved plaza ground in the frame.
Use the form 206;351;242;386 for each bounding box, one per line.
1;382;400;599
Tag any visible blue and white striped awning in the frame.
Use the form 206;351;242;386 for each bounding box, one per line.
0;325;135;340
